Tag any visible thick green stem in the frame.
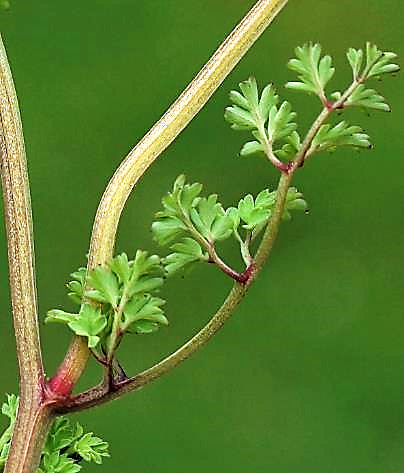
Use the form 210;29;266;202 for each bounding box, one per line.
0;36;46;473
50;0;290;394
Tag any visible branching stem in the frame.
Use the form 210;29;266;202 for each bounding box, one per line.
50;0;290;394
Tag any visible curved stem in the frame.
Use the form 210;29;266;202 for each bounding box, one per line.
0;36;47;473
50;0;289;394
57;169;293;413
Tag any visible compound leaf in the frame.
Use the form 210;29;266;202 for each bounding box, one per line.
308;121;371;155
286;43;334;101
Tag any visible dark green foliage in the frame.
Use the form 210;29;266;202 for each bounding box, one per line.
0;396;109;472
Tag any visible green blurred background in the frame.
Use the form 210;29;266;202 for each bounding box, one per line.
1;1;403;471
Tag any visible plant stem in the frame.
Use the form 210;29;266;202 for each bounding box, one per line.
61;87;349;412
50;0;290;394
56;164;293;413
0;36;47;473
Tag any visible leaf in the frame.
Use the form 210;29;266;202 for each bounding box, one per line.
308;121;371;155
71;431;110;465
365;42;399;78
123;295;167;333
345;84;391;112
0;394;18;468
283;187;308;220
45;309;77;325
267;100;297;142
86;266;120;307
190;195;233;242
152;175;203;246
67;304;107;348
40;452;81;473
163;237;208;276
151;217;187;246
66;267;86;304
225;78;297;168
286;43;334;100
346;47;363;80
238;194;270;230
44;418;75;455
108;252;131;285
239;140;265;158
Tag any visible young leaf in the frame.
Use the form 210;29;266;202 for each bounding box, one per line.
66;267;86;304
344;84;391;111
152;175;203;246
225;78;297;169
286;43;335;102
108;252;131;285
163;237;209;276
283;187;308;220
238;194;270;230
0;394;18;469
46;307;108;349
346;47;363;80
308;121;371;155
1;396;110;472
267;100;297;142
190;195;233;242
365;42;399;78
71;430;110;465
123;295;167;333
86;265;120;307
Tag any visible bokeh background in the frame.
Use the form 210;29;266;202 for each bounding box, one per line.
1;1;403;472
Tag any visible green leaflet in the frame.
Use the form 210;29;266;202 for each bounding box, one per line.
224;77;298;167
46;251;167;350
286;43;335;101
153;176;307;277
0;396;109;472
0;394;18;470
163;238;209;276
46;305;107;349
364;43;399;78
308;121;371;156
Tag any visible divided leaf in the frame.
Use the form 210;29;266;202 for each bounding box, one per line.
86;267;120;307
46;251;168;350
123;295;167;333
225;78;298;166
190;195;234;242
0;394;18;469
67;267;86;304
344;84;390;111
308;121;371;155
365;43;399;78
152;174;202;246
153;175;235;275
163;238;208;276
0;396;109;473
46;305;107;349
286;43;335;101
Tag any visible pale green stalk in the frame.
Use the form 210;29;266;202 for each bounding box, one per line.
53;0;290;393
